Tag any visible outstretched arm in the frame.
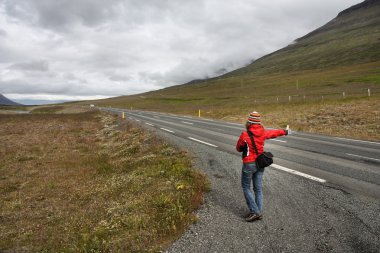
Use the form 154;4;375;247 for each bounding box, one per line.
264;129;287;139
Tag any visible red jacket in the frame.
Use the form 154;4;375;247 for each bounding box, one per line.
236;124;286;164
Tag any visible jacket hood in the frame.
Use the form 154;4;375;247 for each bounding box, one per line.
247;124;265;137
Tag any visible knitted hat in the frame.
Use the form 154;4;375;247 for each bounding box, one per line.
247;111;261;124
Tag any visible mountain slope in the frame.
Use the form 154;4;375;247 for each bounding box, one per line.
0;94;21;106
225;0;380;76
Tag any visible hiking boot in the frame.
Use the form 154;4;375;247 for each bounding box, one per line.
245;213;262;222
244;212;251;219
244;212;263;219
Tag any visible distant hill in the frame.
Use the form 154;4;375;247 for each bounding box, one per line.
93;0;380;115
222;0;380;77
0;94;22;106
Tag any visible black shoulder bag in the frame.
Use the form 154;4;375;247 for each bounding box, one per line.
247;131;273;169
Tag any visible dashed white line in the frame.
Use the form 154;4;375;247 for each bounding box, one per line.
335;137;380;145
346;153;380;162
270;139;287;143
182;121;194;125
160;128;175;133
188;137;218;147
271;164;326;183
135;119;140;122
145;123;154;126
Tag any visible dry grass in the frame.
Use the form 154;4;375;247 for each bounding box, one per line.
30;105;91;114
0;109;207;252
219;98;380;141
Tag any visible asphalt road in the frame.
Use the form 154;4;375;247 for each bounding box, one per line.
101;107;380;252
103;107;380;200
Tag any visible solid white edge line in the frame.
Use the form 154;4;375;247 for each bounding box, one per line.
188;137;218;147
160;128;175;133
346;153;380;162
271;164;326;183
145;123;154;126
335;137;380;145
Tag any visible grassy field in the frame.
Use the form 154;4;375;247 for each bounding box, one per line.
0;107;207;252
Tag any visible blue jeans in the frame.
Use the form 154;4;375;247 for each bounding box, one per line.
241;162;264;214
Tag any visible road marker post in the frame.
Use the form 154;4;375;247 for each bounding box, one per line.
368;88;371;97
122;112;125;119
198;109;201;118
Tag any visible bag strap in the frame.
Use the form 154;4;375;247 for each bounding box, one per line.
247;130;259;156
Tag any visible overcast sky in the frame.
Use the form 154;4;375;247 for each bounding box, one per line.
0;0;362;104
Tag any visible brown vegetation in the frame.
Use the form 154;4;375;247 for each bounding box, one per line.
0;109;207;252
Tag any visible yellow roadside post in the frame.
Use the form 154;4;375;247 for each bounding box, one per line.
198;109;201;118
122;112;125;119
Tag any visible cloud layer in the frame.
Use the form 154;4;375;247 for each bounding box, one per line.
0;0;362;102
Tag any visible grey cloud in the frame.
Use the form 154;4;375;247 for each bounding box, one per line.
0;78;103;96
3;0;121;32
10;60;49;72
3;0;206;32
138;56;236;86
109;73;132;82
0;79;65;94
0;29;7;36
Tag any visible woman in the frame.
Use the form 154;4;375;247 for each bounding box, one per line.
236;111;289;222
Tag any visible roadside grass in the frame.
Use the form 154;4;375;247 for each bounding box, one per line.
30;105;91;114
0;109;207;252
211;97;380;141
29;105;66;114
0;106;29;111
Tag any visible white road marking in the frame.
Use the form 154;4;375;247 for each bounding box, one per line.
271;164;326;183
335;137;380;145
182;121;194;125
135;119;140;122
154;116;160;118
145;123;154;126
346;153;380;162
160;128;175;133
188;137;218;147
270;139;287;143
